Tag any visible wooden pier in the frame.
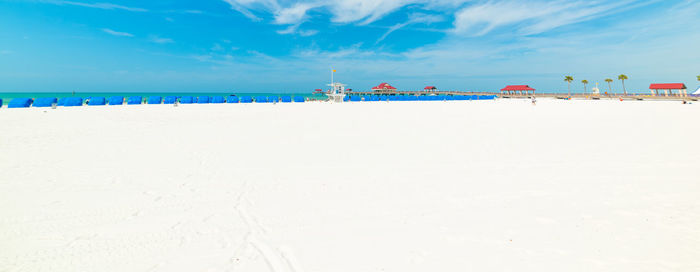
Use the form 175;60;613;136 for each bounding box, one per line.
345;91;699;101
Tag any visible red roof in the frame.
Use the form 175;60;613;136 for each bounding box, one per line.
372;82;397;90
314;89;322;91
649;83;686;90
501;85;535;91
424;86;437;90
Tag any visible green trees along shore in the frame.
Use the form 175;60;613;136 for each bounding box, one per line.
605;78;613;94
564;76;574;96
618;74;629;95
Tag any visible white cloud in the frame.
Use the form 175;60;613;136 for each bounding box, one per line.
298;29;319;36
453;0;656;36
220;0;659;38
276;24;318;36
327;0;412;25
45;0;148;12
376;13;444;43
273;2;320;24
221;0;468;26
221;0;280;21
102;28;134;37
149;35;174;44
221;0;465;37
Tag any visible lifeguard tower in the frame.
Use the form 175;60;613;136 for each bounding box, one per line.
327;82;347;102
326;69;347;103
591;82;601;95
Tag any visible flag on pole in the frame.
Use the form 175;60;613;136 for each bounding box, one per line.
332;69;336;72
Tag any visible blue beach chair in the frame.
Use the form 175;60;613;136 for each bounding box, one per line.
61;97;83;107
281;96;292;103
9;98;33;108
227;96;239;103
179;96;195;104
127;96;142;105
88;97;106;106
108;96;124;105
163;96;178;104
33;97;57;107
147;96;162;104
240;96;253;103
211;96;225;103
254;96;268;103
197;96;210;103
293;96;305;103
180;96;195;104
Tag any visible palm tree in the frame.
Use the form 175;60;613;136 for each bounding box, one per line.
618;74;628;95
564;76;574;97
605;78;613;95
697;75;700;82
582;80;589;94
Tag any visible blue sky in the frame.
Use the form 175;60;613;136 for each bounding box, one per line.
0;0;698;93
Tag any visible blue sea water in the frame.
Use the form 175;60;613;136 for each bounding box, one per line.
0;92;328;105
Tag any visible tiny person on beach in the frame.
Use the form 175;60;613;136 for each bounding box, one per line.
531;96;537;105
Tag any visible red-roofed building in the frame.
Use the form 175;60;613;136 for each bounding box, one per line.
500;85;536;95
424;86;437;92
372;83;397;92
649;83;688;96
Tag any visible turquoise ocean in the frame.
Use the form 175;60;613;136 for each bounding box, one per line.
0;92;328;105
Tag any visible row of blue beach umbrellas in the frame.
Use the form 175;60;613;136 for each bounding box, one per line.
0;94;497;108
0;95;306;108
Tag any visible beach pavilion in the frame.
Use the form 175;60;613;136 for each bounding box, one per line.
500;85;536;95
424;86;437;92
372;82;397;93
649;83;687;97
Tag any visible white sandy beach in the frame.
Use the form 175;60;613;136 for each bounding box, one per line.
1;99;699;272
